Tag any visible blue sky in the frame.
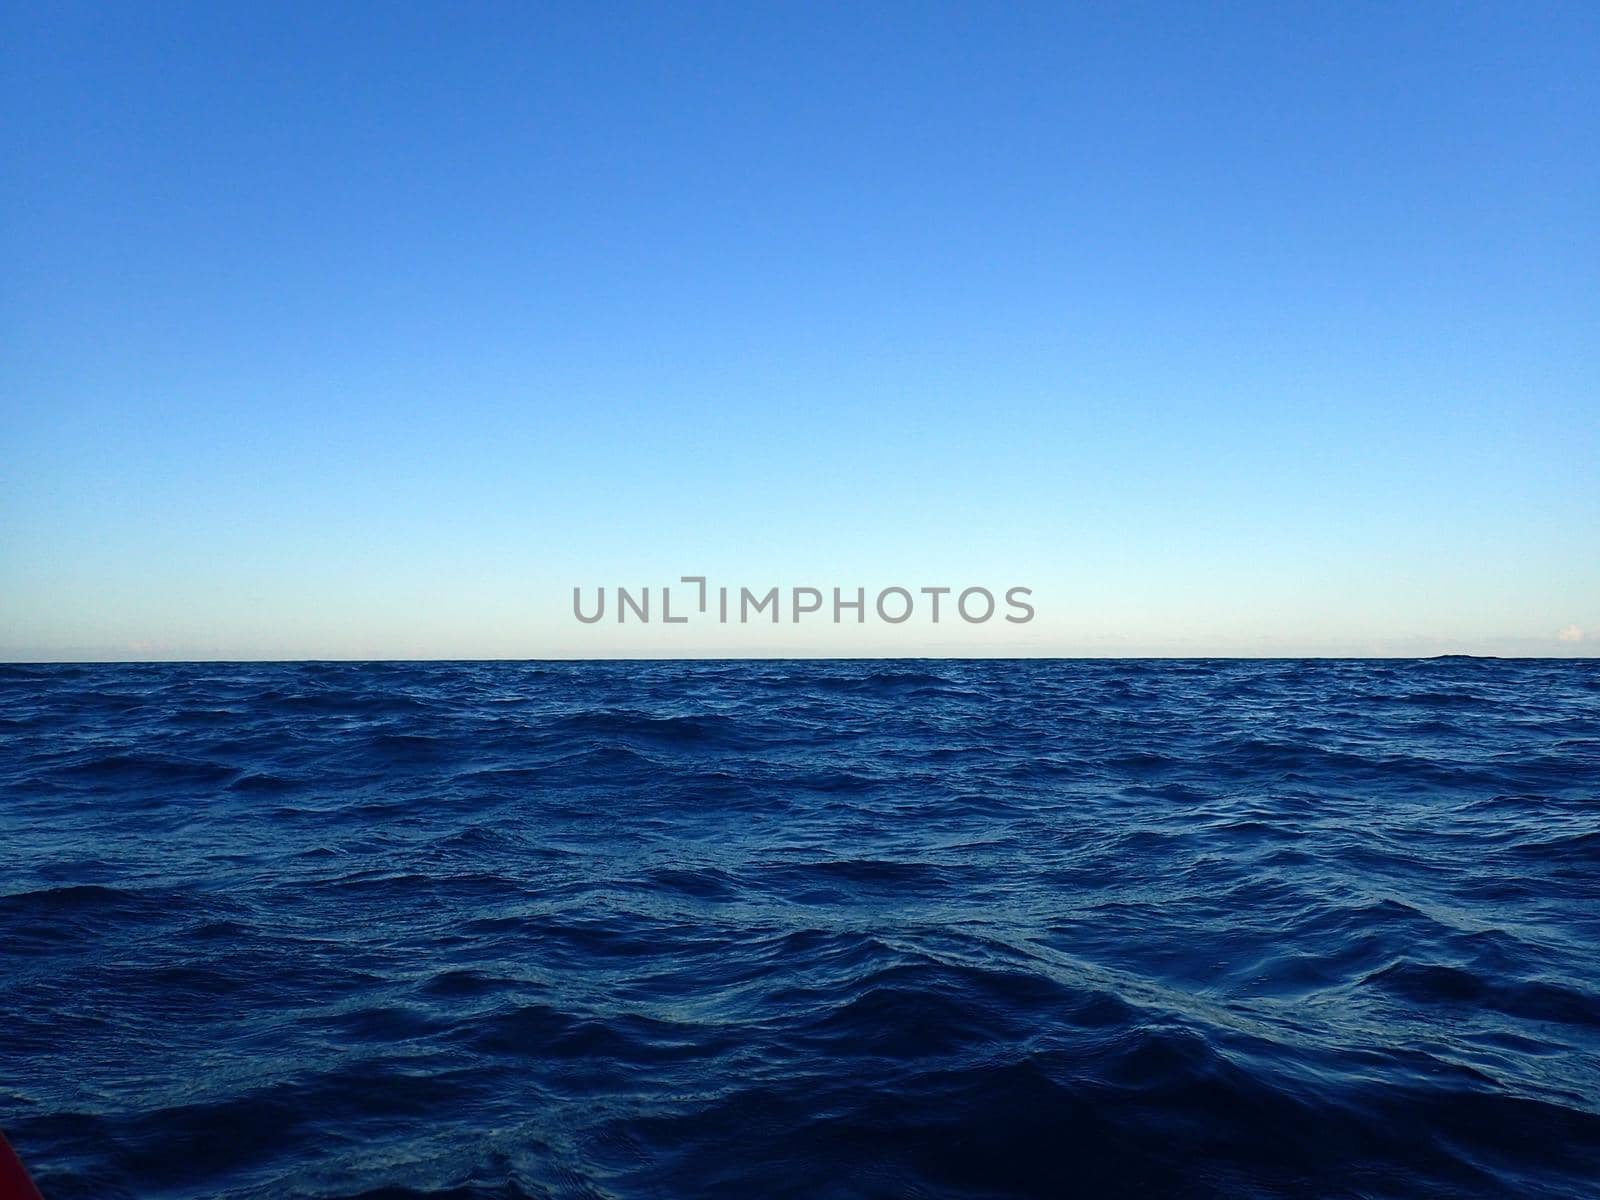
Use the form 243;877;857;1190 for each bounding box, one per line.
3;2;1596;658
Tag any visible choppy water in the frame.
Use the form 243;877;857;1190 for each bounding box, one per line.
2;659;1598;1199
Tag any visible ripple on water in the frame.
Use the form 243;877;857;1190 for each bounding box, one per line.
1;658;1598;1199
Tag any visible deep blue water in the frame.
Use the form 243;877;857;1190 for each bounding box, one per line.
3;659;1599;1199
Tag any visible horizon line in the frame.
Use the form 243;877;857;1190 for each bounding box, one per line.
5;654;1597;667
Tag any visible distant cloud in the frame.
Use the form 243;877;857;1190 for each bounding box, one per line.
1557;624;1584;643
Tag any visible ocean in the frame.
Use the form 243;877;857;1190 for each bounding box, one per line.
2;658;1598;1199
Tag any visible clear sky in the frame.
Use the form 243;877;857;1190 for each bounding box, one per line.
3;2;1596;659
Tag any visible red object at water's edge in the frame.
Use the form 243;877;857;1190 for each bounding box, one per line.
0;1132;43;1200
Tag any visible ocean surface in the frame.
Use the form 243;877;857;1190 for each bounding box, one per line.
2;659;1598;1199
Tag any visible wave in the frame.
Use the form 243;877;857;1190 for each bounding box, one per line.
2;658;1598;1198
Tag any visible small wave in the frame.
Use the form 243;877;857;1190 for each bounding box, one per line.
1365;960;1600;1029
